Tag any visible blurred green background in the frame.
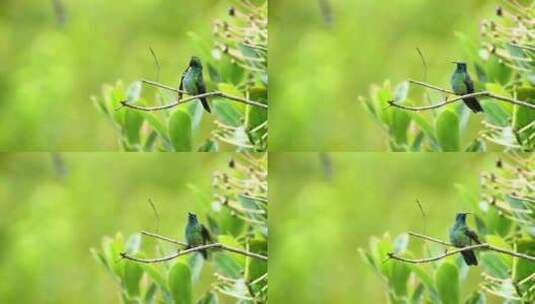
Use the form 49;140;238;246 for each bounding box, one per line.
0;0;229;150
0;153;233;303
270;0;495;151
269;153;499;302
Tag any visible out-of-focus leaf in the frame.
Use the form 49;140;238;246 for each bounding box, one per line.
464;292;486;304
480;252;509;279
246;239;267;284
465;138;486;152
246;86;268;132
168;110;192;151
391;109;411;146
187;100;205;133
168;262;192;304
218;235;245;265
196;291;218;304
391;260;411;297
393;233;409;254
144;282;158;304
482;102;509;127
213;98;242;127
213;252;242;279
187;252;204;283
484;235;511;266
124;260;143;298
435;109;460;151
435;262;459;304
124;109;144;146
198;139;218;152
126;81;142;103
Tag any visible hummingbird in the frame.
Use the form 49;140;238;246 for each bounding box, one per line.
450;62;484;113
185;212;212;259
449;213;481;266
178;56;211;113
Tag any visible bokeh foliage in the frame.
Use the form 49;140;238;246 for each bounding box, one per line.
270;0;490;151
361;155;535;303
363;1;535;152
0;153;248;303
0;0;266;150
94;0;267;152
269;153;506;303
93;154;267;303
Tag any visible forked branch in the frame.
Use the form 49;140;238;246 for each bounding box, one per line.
388;79;535;111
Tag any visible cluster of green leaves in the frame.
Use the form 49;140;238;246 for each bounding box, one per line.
92;155;268;303
362;2;535;152
93;1;267;152
359;156;535;303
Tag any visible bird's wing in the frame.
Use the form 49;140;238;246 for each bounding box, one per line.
178;67;188;99
465;229;481;244
201;224;212;243
464;76;475;94
196;76;207;94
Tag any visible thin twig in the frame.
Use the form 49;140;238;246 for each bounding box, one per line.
121;242;268;263
146;199;160;233
388;79;535;111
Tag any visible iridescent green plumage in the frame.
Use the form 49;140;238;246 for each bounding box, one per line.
449;213;481;266
450;62;484;113
179;56;211;113
185;212;212;259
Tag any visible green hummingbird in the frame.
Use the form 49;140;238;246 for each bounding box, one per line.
185;212;212;259
450;62;484;113
449;213;481;266
179;56;211;113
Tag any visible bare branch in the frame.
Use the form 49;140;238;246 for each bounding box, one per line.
120;90;267;111
121;242;267;263
388;79;535;111
387;232;535;264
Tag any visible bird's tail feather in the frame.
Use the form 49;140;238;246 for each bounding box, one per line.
200;97;211;113
463;97;484;113
461;250;478;266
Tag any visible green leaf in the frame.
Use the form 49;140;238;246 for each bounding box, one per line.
435;110;460;151
391;261;411;297
124;260;144;298
196;291;218;304
213;99;243;127
197;139;218;152
187;100;205;133
480;252;509;279
168;110;192;151
246;239;268;284
482;102;509;127
187;252;204;283
168;262;192;304
435;262;460;304
391;109;411;146
124;109;143;145
246;86;268;132
464;292;485;304
213;252;242;279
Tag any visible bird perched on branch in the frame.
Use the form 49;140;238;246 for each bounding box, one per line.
449;213;481;266
450;62;484;113
185;212;212;259
179;56;211;113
